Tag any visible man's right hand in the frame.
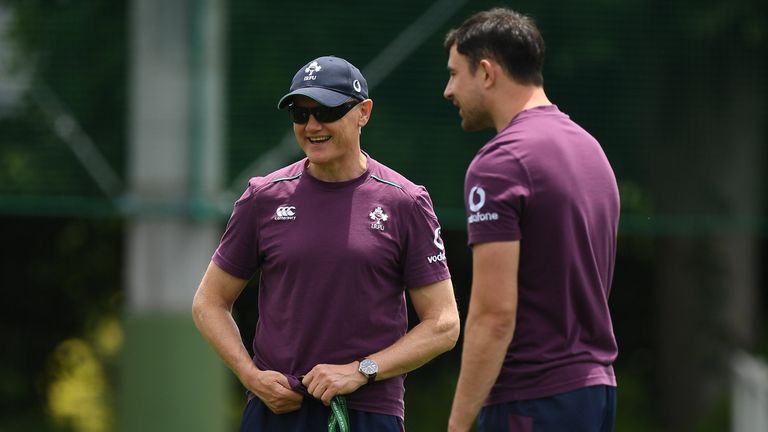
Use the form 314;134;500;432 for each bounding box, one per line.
245;369;304;414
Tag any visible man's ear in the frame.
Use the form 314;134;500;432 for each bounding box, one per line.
358;99;373;127
478;59;496;89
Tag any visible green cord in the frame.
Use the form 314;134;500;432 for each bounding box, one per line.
327;395;350;432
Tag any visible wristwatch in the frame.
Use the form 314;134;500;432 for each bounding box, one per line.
358;358;378;385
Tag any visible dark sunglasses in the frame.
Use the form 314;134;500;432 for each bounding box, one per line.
288;100;361;124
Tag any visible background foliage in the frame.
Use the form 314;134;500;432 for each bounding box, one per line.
1;0;766;431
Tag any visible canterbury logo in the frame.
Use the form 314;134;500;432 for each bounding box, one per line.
274;206;296;220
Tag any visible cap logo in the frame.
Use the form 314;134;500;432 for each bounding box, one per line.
304;61;322;81
278;56;368;109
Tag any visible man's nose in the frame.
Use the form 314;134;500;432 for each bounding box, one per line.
305;113;322;129
443;82;453;100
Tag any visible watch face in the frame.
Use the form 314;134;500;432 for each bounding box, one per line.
360;359;378;376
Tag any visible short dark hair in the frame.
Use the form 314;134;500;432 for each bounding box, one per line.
444;8;545;86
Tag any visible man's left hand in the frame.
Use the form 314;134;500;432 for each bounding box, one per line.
301;362;367;405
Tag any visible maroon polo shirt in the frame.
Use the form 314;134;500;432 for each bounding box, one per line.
214;155;451;418
464;105;619;404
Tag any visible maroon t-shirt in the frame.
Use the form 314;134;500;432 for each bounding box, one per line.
464;105;619;404
213;155;450;418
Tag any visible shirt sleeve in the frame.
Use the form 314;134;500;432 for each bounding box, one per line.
464;148;531;246
212;185;261;280
401;187;452;289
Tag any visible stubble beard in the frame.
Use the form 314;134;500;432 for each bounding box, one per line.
460;107;491;132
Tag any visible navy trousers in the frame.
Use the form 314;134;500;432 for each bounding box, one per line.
240;396;404;432
477;385;617;432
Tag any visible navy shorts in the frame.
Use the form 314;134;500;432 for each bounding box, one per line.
477;385;616;432
240;396;405;432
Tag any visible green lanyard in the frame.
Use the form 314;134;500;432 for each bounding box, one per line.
328;395;350;432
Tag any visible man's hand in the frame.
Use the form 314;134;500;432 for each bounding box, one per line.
448;405;480;432
244;369;303;414
302;362;367;405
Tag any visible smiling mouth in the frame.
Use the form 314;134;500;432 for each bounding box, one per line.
308;136;331;144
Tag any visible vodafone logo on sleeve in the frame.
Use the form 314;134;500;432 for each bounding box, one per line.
467;186;499;224
427;227;446;264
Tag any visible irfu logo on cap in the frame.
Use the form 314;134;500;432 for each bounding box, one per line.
304;61;322;81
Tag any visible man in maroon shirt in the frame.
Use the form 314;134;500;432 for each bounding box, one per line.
192;55;460;431
443;8;620;432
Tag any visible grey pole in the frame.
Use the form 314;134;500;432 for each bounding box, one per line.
122;1;228;430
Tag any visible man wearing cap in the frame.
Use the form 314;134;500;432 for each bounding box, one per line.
192;55;460;431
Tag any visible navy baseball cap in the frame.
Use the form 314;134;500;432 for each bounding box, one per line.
277;56;369;109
